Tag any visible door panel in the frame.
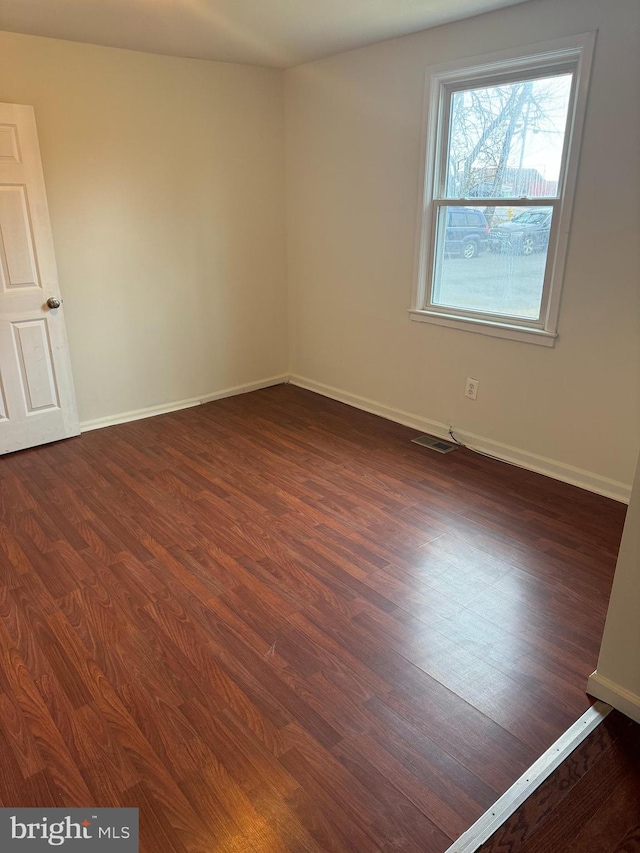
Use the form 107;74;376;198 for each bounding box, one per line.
0;124;21;162
12;319;60;412
0;103;79;454
0;373;7;421
0;185;41;289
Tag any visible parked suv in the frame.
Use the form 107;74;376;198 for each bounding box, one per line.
444;207;489;259
488;207;552;255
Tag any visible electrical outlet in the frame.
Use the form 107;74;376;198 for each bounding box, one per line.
465;377;479;400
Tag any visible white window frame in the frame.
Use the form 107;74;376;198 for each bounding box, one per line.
410;33;596;346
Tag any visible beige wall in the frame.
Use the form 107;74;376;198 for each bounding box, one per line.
284;0;640;493
1;1;638;494
588;454;640;720
0;31;288;424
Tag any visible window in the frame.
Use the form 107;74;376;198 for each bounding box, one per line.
411;34;595;345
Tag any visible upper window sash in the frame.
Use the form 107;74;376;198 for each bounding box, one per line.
435;67;577;202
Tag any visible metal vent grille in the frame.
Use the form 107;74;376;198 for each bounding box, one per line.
411;434;457;454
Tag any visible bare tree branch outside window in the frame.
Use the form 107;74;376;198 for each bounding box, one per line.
446;74;572;210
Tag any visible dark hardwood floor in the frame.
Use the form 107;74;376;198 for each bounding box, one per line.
0;384;627;852
477;710;640;853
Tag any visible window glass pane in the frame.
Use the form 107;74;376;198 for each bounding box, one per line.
431;205;553;319
444;73;573;199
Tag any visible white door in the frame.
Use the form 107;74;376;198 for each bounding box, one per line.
0;103;79;454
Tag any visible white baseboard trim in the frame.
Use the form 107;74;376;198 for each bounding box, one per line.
80;374;288;433
197;374;288;404
445;700;612;853
587;671;640;725
289;375;631;504
79;372;632;503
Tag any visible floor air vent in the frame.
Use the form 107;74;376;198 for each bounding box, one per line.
411;434;457;454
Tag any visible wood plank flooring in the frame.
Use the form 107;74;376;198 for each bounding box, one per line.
0;384;627;852
476;710;640;852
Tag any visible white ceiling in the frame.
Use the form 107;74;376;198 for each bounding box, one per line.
0;0;532;68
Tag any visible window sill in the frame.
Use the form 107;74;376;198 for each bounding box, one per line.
408;309;558;347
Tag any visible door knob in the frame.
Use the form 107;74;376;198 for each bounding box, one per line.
46;297;61;309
